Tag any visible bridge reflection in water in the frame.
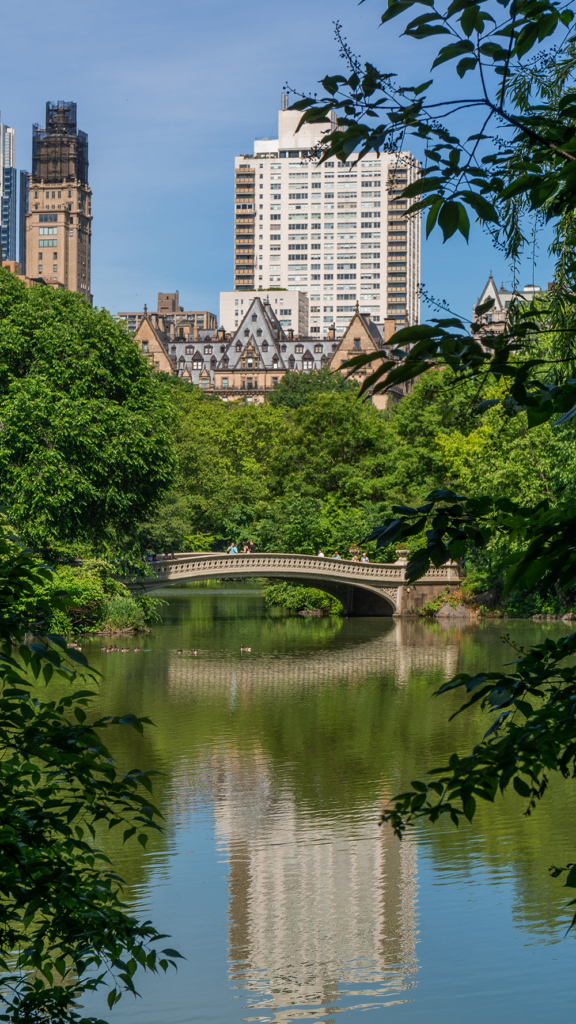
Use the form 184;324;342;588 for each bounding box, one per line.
165;618;466;1019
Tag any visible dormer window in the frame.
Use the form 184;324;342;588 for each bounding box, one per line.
171;345;177;353
251;314;257;321
185;346;193;355
354;338;361;350
295;344;304;354
244;329;250;337
288;355;295;369
314;344;323;353
204;345;213;354
281;344;287;352
262;342;269;352
236;342;242;351
256;329;262;336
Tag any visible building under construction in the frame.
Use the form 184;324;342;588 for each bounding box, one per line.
26;101;92;299
32;102;88;184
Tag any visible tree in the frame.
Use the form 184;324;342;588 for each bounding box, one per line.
267;367;357;408
293;0;576;914
0;512;180;1022
0;271;175;555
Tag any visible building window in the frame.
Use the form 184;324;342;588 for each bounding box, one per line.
256;328;262;336
262;342;268;351
281;344;287;352
236;342;242;351
244;329;250;337
272;377;278;386
295;344;304;353
171;346;176;353
252;314;257;321
354;338;361;350
222;377;228;388
185;346;193;354
288;356;295;368
314;344;323;353
201;379;208;388
204;346;213;354
142;342;148;352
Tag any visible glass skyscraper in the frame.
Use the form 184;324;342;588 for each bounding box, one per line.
0;117;16;261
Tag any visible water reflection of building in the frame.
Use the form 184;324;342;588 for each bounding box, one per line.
210;753;419;1020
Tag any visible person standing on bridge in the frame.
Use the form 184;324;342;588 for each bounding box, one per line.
227;542;238;554
248;540;256;554
317;549;325;558
332;550;341;559
360;552;369;562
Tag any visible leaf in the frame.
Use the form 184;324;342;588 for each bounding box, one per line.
513;777;531;798
438;200;462;241
456;57;478;77
161;948;185;958
463;795;476;821
431;39;474;68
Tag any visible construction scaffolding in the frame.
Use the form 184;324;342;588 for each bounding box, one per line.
32;102;88;185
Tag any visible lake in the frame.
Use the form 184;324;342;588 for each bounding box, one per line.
81;582;576;1023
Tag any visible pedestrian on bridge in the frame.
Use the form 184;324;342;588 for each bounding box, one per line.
317;549;325;558
332;551;341;559
248;540;256;553
227;542;238;554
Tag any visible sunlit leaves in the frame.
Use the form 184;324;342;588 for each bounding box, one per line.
0;513;178;1022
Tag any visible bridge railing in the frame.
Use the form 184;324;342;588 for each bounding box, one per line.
127;552;462;587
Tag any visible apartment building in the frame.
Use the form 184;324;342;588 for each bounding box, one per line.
220;289;308;334
0;116;17;262
233;94;421;336
117;292;217;335
25;102;92;299
134;294;404;408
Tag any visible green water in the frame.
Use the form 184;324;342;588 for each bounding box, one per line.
81;583;576;1023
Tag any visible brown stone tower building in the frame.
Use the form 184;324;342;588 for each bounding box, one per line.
25;102;92;300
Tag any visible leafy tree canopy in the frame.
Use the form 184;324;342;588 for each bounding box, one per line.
0;272;175;555
267;367;358;408
0;513;180;1022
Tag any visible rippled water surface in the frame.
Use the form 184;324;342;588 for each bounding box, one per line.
81;583;576;1022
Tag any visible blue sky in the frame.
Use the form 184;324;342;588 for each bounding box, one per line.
2;0;555;319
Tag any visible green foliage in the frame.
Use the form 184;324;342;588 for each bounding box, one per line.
0;513;180;1021
0;271;175;554
18;559;159;637
261;581;342;614
382;631;576;929
267;367;358;408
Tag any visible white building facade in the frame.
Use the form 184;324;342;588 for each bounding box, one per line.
234;96;421;337
220;288;308;334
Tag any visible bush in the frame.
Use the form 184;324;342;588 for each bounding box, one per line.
262;581;342;615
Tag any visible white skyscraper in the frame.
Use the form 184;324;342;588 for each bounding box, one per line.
234;95;421;337
0;115;17;262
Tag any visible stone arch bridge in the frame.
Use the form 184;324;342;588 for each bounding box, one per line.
125;553;462;616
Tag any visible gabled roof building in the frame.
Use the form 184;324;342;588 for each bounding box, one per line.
132;295;406;407
474;273;545;333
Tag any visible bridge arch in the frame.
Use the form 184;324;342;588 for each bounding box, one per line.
127;553;399;616
125;553;462;617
